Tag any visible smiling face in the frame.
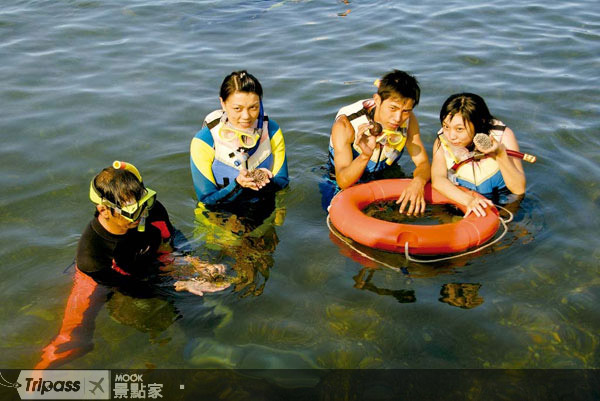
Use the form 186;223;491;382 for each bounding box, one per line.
373;94;414;131
442;113;475;147
220;91;261;130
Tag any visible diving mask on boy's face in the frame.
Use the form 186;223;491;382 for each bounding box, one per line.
89;180;157;222
106;189;157;222
219;123;260;148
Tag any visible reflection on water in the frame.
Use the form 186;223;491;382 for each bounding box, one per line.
353;267;416;303
352;266;484;308
439;283;484;309
106;292;177;339
192;193;286;298
327;195;549;318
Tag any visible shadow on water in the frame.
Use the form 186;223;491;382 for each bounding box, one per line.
191;192;286;298
328;193;545;310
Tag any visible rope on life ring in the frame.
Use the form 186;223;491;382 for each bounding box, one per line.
326;206;511;266
326;178;513;266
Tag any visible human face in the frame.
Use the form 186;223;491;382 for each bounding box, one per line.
220;91;261;130
374;95;414;131
442;113;475;147
113;211;141;231
97;203;140;234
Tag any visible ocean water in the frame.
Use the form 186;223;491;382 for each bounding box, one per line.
1;0;599;374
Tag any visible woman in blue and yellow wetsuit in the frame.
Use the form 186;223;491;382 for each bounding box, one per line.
190;70;289;214
431;93;526;218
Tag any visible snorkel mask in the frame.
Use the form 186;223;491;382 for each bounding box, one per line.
218;101;264;149
375;129;407;148
370;80;408;150
89;161;157;232
369;119;407;149
219;124;261;148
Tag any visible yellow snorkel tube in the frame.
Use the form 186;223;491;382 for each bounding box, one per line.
112;160;143;182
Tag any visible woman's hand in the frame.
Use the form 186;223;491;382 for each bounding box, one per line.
248;168;273;189
464;196;493;217
236;168;273;190
474;134;500;156
236;169;259;190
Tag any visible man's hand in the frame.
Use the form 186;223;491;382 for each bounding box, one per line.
354;123;379;158
174;279;231;296
248;168;273;189
395;178;426;215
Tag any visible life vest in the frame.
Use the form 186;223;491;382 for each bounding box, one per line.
438;120;507;195
329;99;408;173
204;109;274;187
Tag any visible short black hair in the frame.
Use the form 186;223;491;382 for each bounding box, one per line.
378;70;420;106
93;167;145;208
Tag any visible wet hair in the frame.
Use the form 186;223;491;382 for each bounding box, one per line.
439;93;495;136
377;70;420;106
93;167;145;208
219;70;263;101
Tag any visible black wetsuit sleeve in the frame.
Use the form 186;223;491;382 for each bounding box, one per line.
76;219;161;287
76;221;117;284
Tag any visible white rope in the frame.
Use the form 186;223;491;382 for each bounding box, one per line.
326;214;403;272
326;205;513;267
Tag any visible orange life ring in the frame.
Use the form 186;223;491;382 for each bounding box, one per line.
328;179;500;255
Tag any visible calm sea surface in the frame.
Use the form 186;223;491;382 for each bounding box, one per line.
1;0;599;373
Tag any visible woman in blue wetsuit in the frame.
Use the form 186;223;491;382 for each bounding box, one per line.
190;71;289;213
431;93;526;217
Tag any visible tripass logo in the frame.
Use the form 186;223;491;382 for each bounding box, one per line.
13;370;110;400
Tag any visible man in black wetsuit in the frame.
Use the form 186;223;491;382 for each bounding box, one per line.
36;161;228;369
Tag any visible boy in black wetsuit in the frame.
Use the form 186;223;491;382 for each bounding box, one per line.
36;161;228;369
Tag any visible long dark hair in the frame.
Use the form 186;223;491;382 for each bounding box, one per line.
219;70;263;101
439;93;494;136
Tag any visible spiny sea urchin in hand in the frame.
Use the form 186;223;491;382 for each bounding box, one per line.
473;133;492;151
248;169;268;183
